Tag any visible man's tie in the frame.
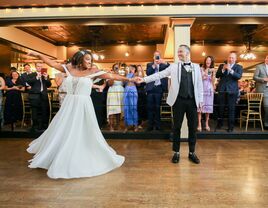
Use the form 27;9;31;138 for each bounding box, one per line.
154;65;161;86
40;77;43;92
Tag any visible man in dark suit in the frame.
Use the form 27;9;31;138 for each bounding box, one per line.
146;51;169;131
216;51;243;132
20;63;33;91
27;63;51;131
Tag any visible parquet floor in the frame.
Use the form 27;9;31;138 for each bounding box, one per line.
0;139;268;208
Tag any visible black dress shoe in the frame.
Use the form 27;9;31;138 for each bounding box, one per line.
188;153;200;164
147;127;154;132
155;127;162;131
216;122;223;129
171;153;180;163
226;128;234;132
29;127;37;132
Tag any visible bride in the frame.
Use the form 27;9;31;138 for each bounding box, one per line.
27;50;132;179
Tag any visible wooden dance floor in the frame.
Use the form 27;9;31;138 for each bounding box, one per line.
0;139;268;207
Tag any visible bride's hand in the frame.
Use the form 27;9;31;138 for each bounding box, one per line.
27;50;39;57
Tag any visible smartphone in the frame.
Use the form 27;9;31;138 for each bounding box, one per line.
155;55;160;60
16;85;24;89
41;68;47;74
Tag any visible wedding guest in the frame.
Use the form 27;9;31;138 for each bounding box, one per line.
136;65;147;129
20;63;33;91
0;73;6;127
106;63;124;131
27;63;52;131
55;72;67;105
123;65;138;132
216;51;243;132
4;71;25;127
145;51;169;131
197;56;215;132
91;64;107;128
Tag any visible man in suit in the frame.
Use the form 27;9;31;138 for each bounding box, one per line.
216;51;243;132
253;55;268;127
20;63;33;91
27;63;51;131
136;45;203;164
145;51;169;131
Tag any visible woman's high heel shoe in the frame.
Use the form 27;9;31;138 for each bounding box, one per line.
197;127;202;132
205;126;210;131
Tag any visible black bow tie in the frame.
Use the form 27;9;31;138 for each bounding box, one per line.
183;62;191;66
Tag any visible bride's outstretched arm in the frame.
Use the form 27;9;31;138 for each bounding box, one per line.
28;51;65;72
98;72;133;82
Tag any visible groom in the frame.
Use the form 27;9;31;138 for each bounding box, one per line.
136;44;203;164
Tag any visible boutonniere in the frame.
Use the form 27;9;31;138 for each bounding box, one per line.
185;65;194;73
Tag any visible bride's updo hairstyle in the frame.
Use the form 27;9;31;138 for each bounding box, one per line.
71;50;93;70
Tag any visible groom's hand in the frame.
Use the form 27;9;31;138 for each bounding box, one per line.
134;77;144;84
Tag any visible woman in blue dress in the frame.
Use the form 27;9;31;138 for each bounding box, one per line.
123;65;138;132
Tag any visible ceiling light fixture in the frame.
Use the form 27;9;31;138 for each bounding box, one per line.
239;27;257;60
239;51;256;60
92;53;99;61
125;52;130;57
201;40;206;57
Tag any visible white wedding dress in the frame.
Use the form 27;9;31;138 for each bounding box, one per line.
27;66;125;179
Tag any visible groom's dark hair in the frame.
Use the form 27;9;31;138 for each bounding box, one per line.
71;50;93;68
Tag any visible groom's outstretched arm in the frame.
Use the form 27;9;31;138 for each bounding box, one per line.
142;64;173;83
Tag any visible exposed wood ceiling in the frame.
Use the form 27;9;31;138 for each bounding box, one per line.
16;20;268;47
2;16;268;66
0;0;267;8
17;24;167;46
191;24;268;46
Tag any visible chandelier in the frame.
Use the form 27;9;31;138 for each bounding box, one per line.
239;26;257;60
239;50;256;60
92;53;105;61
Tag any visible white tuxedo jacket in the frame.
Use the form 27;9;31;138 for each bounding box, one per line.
144;62;204;107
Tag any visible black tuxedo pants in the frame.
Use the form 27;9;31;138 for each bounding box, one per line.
172;96;197;153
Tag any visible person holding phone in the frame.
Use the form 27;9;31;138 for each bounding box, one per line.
145;51;169;131
216;51;243;132
197;56;215;132
26;62;52;131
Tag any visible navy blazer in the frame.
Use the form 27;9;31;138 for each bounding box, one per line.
20;72;32;87
145;62;170;92
216;63;243;93
26;72;52;94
